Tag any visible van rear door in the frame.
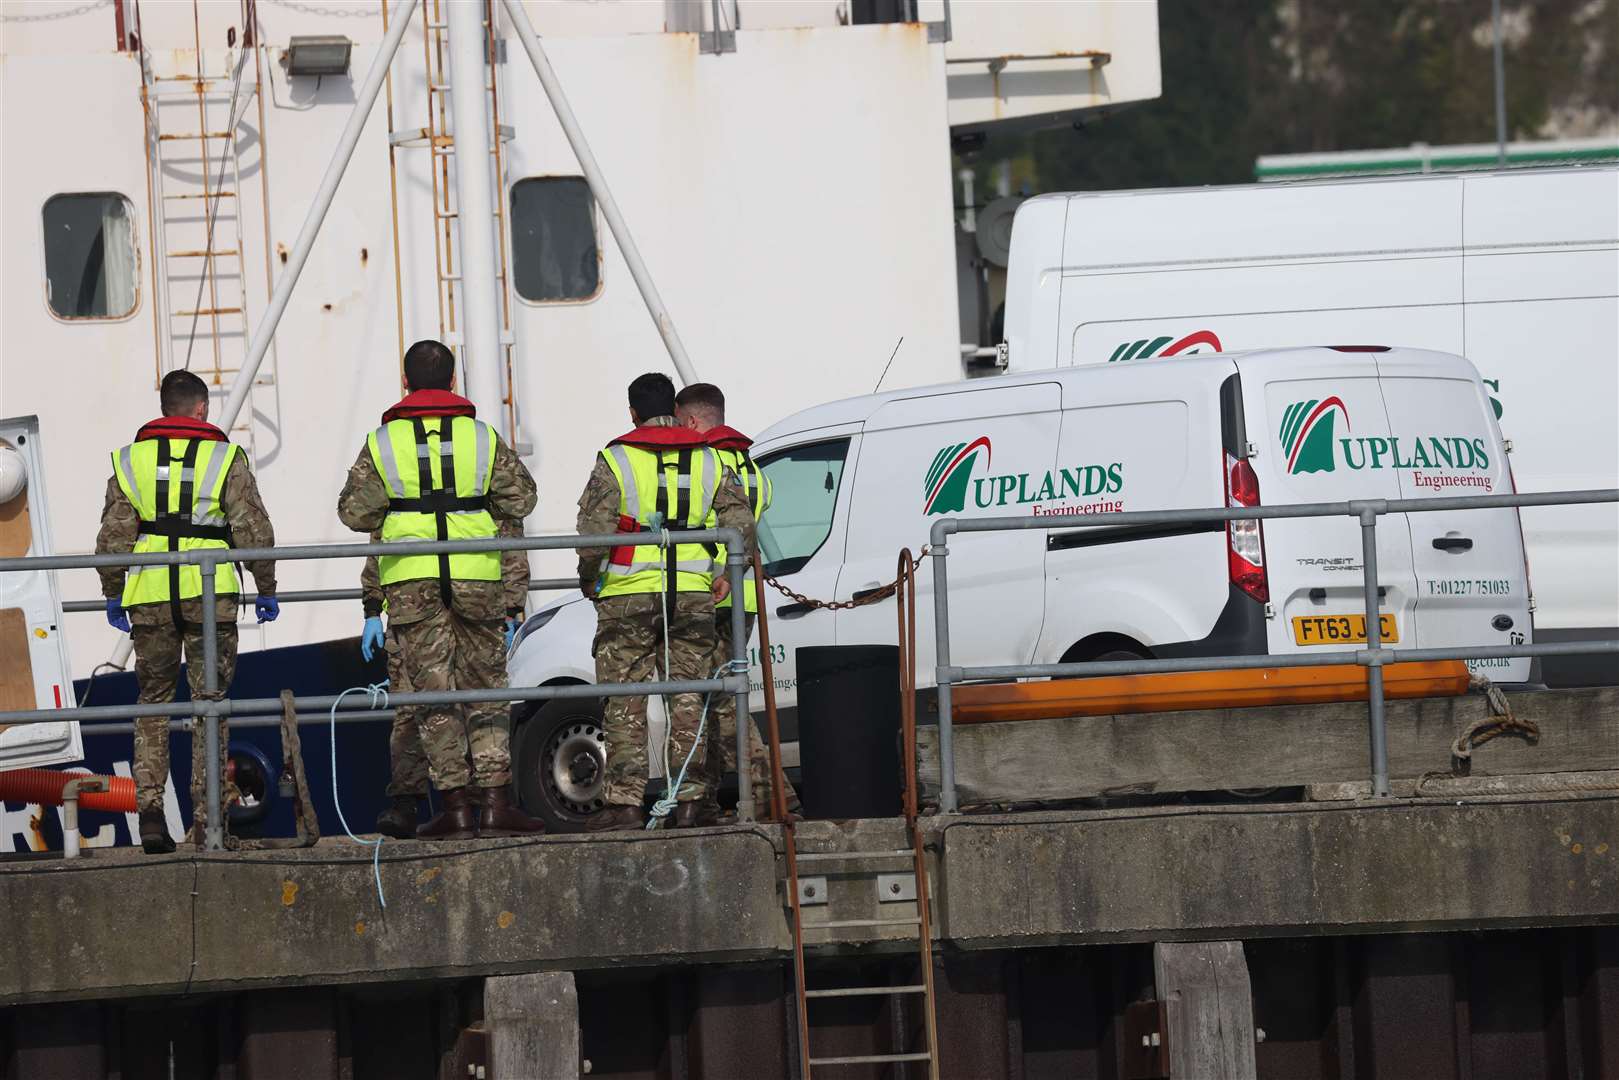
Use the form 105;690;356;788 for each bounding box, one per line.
1372;350;1532;683
0;415;84;770
1238;350;1419;662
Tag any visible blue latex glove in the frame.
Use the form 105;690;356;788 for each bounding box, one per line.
361;616;385;662
105;598;131;634
255;596;280;624
504;615;520;652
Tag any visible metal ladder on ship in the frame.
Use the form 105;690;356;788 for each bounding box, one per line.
384;0;520;440
136;0;273;456
759;550;944;1079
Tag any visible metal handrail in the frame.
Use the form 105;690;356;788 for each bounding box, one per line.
0;529;754;849
928;488;1619;813
60;577;580;612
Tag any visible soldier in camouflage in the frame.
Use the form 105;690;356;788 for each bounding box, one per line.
362;519;531;839
673;383;802;821
576;373;756;832
338;340;542;840
96;370;279;853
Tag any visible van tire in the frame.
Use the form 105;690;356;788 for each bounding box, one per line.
512;696;609;833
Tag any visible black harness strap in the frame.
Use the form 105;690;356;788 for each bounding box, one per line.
150;439;202;631
411;417;457;610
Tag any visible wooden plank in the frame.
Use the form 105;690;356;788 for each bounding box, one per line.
952;660;1469;722
1152;941;1257;1079
484;972;580;1080
917;688;1619;806
0;608;37;718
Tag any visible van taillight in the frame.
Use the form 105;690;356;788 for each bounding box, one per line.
1225;452;1268;603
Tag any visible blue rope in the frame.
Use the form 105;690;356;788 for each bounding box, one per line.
646;658;749;830
331;682;390;909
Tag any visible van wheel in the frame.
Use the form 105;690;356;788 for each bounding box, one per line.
512;697;608;833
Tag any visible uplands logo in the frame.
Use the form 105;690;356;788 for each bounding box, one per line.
924;436;1125;517
1279;396;1350;475
1107;329;1223;363
1278;396;1494;490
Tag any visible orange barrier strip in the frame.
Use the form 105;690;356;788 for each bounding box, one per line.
0;769;137;813
952;660;1472;724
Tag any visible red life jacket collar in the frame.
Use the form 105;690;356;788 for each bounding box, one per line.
608;423;708;450
383;389;478;423
134;416;228;443
703;425;754;452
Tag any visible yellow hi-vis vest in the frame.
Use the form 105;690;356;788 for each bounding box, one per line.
713;447;771;613
112;437;242;610
597;442;723;599
366;415;500;597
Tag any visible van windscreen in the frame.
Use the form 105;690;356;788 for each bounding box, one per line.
756;438;850;577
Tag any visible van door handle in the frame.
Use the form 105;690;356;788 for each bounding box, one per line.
851;584;891;602
1432;536;1474;553
775;602;813;619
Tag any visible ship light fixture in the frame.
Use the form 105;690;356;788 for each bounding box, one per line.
284;35;353;78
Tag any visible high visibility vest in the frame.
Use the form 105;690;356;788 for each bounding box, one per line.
112;436;242;610
713;446;771;613
597;442;723;599
366;415;500;598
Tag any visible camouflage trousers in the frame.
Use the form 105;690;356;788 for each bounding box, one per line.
389;606;512;790
384;626;429;798
594;591;717;807
703;613;777;808
130;621;239;828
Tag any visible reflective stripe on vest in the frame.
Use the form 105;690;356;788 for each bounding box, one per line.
112;437;242;613
366;416;500;597
713;447;771;612
597;443;721;598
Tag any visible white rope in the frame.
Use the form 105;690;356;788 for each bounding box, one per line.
331;682;389;908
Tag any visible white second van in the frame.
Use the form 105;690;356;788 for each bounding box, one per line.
507;346;1531;828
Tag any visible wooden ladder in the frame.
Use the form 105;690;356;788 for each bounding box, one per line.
759;551;942;1079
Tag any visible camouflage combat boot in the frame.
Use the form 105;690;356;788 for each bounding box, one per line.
478;787;545;837
375;795;421;840
416;787;477;841
139;809;175;855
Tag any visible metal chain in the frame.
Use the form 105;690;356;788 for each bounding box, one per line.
763;546;929;611
261;0;378;18
0;0;109;22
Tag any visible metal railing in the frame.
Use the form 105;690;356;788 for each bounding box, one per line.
928;488;1619;813
0;530;754;849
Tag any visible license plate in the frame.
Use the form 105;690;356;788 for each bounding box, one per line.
1292;613;1399;645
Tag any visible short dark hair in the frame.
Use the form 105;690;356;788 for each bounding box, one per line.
160;369;209;417
403;339;456;391
627;372;676;421
674;382;725;424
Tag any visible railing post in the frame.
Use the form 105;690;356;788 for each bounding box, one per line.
930;528;958;814
1357;506;1391;798
727;536;753;823
200;554;224;851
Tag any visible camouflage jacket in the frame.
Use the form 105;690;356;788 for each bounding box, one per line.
95;455;277;626
575;417;757;594
338;430;537;625
361;519;530;619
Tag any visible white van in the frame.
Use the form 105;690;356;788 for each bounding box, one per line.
507;346;1530;827
1001;167;1618;684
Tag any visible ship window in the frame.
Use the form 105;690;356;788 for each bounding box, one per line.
510;177;600;302
41;193;139;320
